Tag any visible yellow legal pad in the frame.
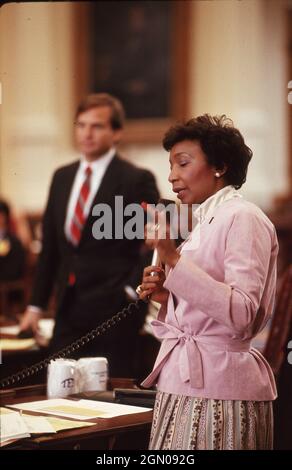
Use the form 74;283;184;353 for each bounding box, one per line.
45;416;95;432
41;405;108;418
0;407;95;435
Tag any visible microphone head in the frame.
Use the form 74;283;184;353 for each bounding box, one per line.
151;249;160;267
150;199;176;275
157;198;176;224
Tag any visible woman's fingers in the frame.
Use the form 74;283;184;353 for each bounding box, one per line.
144;273;161;281
139;291;151;300
138;264;166;300
138;281;162;298
138;286;154;300
143;265;163;276
142;271;164;285
142;280;159;290
142;267;165;284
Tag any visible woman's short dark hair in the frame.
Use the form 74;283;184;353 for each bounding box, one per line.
75;93;125;130
163;114;253;189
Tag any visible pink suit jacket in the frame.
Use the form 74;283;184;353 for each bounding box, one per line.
142;197;278;401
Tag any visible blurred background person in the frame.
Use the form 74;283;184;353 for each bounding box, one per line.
0;199;25;283
19;93;159;378
0;199;26;319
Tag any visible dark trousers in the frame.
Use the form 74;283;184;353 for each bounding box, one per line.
49;286;147;379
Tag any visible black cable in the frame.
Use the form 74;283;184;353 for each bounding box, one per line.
0;299;146;389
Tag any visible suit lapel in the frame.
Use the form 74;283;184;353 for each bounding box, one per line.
58;161;80;238
80;155;123;243
91;154;123;205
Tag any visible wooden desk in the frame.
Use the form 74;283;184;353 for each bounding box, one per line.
0;381;153;450
0;329;48;387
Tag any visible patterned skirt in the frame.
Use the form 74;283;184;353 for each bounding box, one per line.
149;391;273;450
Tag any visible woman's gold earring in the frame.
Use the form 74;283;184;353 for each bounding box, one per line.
215;172;221;178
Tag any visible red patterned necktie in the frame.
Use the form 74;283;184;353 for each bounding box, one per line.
69;166;92;246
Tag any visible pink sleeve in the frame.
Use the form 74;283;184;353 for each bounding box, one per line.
164;210;277;337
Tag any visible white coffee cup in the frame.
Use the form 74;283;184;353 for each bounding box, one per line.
76;357;108;392
47;358;77;398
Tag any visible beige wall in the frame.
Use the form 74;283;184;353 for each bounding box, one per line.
0;2;75;211
0;0;289;212
189;0;289;208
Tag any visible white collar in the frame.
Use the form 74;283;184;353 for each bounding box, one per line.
80;147;116;172
193;185;242;224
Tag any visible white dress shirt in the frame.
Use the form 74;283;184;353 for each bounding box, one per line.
180;185;242;253
64;148;115;241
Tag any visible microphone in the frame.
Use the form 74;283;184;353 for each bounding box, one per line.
149;198;176;276
150;248;160;277
136;199;176;297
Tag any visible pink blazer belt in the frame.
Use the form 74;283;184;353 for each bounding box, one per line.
141;320;251;389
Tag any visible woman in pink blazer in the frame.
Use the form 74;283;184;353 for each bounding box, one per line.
138;115;278;450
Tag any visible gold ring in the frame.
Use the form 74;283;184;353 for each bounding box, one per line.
136;285;143;295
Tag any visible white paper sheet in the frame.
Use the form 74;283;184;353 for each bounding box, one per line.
0;338;36;351
0;325;20;335
8;398;152;420
0;407;95;446
0;412;30;445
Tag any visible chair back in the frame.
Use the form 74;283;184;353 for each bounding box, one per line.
263;265;292;376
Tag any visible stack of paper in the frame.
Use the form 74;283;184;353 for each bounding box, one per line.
1;398;152;447
0;407;95;447
8;398;152;420
0;408;30;447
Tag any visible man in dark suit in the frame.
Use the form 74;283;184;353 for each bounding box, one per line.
20;93;159;377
